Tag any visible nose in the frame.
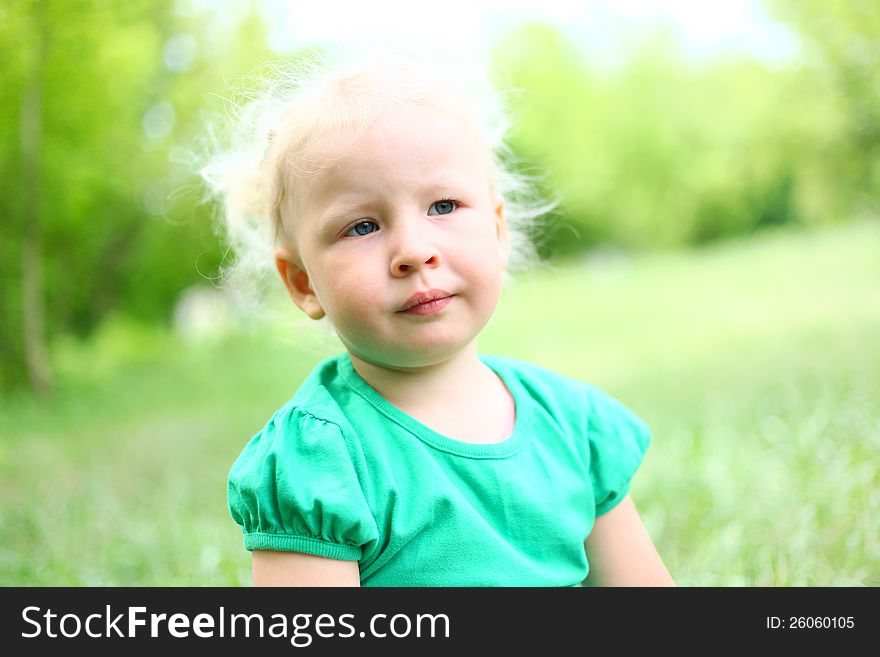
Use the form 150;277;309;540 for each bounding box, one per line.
389;226;442;277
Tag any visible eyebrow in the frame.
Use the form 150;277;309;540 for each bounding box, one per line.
318;180;471;224
417;178;470;195
317;199;375;228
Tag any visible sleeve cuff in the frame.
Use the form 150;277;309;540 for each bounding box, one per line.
243;532;363;561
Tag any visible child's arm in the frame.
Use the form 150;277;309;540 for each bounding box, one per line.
252;550;361;587
583;494;675;587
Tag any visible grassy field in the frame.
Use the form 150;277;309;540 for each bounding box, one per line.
1;221;878;586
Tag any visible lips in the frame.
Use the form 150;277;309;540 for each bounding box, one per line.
398;289;453;312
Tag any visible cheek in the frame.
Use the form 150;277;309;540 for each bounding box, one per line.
315;260;385;318
452;223;505;287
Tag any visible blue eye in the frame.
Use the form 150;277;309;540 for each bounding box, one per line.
428;200;457;215
345;221;379;237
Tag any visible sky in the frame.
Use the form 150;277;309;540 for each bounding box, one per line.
253;0;801;66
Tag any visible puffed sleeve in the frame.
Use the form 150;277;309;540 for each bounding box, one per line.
586;386;652;516
227;405;379;561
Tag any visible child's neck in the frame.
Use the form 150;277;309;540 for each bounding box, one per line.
348;343;515;444
348;342;484;409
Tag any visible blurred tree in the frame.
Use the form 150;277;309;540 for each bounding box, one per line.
2;0;174;392
767;0;880;216
19;1;51;396
0;0;269;393
494;22;852;257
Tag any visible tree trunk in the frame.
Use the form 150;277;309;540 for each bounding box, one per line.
21;2;52;398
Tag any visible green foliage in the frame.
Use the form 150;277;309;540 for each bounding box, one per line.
0;1;270;390
767;0;880;215
494;22;861;256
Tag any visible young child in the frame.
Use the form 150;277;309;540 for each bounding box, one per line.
207;52;673;587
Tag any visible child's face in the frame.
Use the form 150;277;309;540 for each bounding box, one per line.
276;105;509;369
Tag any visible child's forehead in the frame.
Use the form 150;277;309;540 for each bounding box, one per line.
283;107;497;219
297;103;492;177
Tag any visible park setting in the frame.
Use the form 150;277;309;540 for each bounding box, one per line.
1;0;878;586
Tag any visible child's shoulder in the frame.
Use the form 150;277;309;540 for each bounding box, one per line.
481;354;648;429
229;354;357;473
286;352;352;416
481;353;598;402
252;353;355;442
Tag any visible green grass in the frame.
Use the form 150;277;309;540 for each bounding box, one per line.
2;221;878;585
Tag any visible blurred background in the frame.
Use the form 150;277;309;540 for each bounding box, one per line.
1;0;877;585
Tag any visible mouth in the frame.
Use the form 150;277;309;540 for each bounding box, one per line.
397;289;454;314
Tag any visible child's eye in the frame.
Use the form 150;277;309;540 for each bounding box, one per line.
344;221;379;237
428;199;458;216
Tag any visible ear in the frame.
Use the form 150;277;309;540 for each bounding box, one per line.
494;197;510;269
275;247;326;320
